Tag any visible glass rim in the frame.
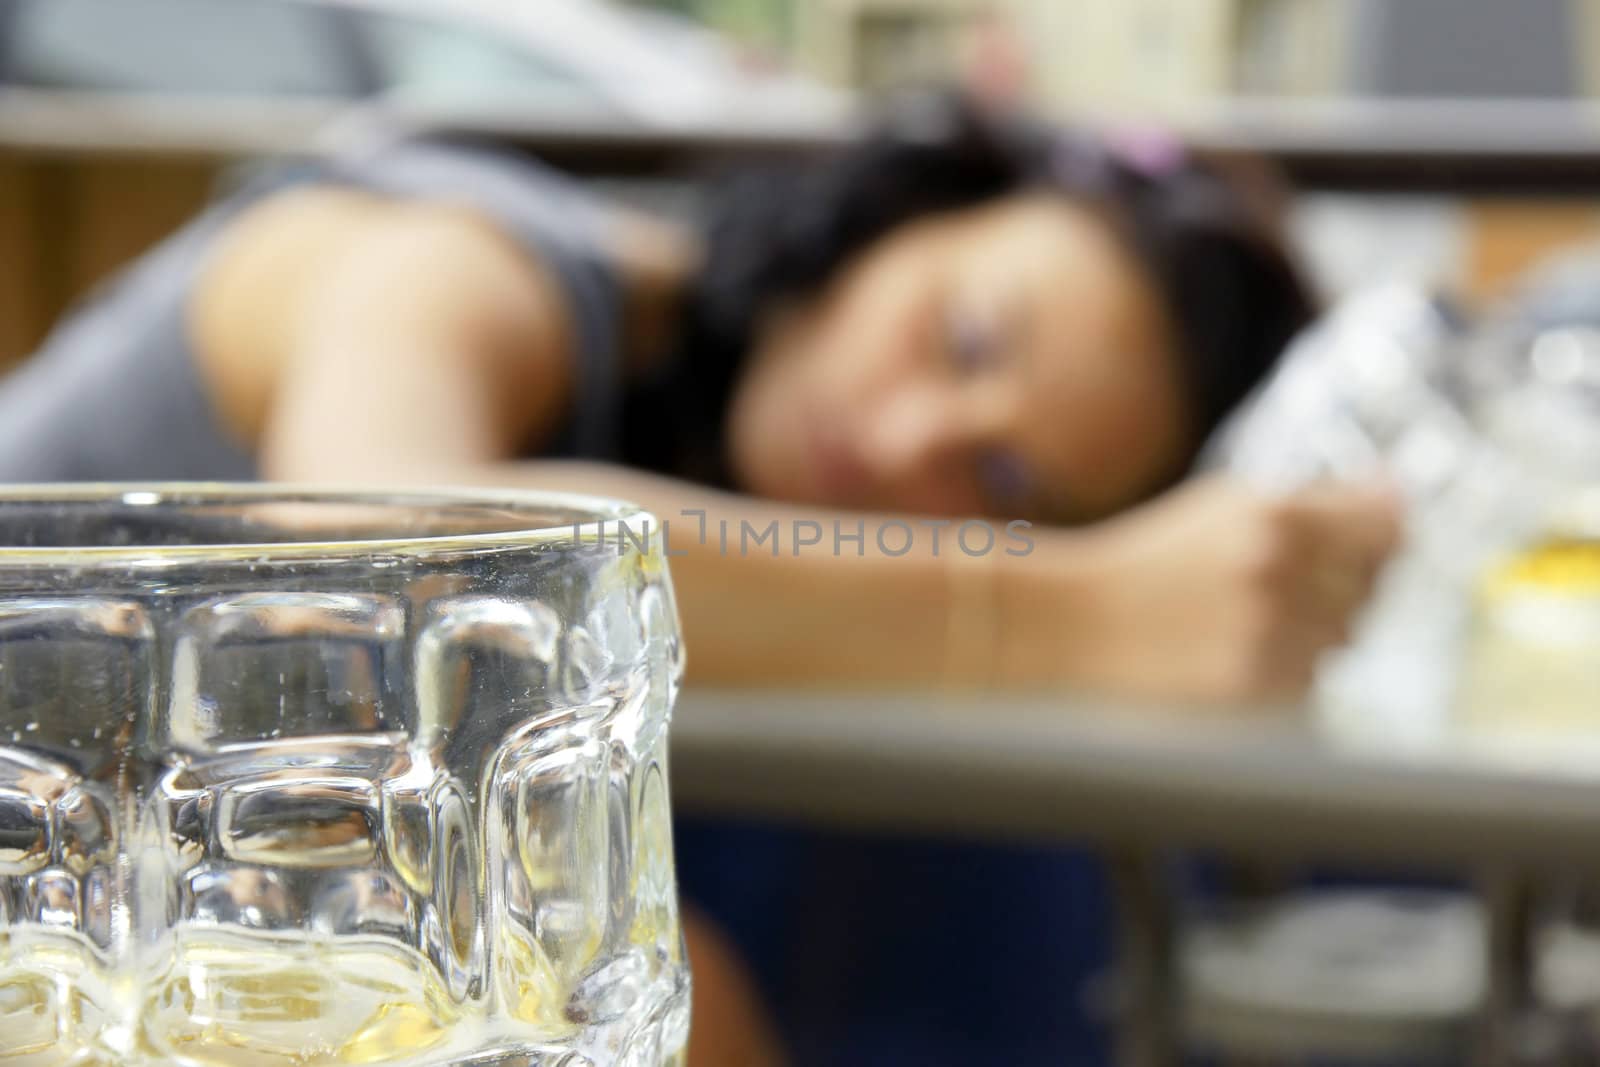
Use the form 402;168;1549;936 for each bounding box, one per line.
0;482;654;565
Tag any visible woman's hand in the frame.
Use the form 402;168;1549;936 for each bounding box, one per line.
1003;476;1403;702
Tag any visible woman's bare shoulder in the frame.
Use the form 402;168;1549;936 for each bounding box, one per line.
190;184;575;449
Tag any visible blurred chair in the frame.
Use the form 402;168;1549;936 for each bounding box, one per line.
1179;889;1482;1064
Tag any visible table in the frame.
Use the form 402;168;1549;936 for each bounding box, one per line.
673;689;1600;874
671;689;1600;1065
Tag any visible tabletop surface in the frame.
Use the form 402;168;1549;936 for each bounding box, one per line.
670;688;1600;872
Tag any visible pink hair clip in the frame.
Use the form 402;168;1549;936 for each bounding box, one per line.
1102;126;1187;178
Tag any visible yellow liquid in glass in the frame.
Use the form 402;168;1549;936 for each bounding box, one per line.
140;928;460;1067
0;927;116;1067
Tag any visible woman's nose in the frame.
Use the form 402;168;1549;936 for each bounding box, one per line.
858;384;984;483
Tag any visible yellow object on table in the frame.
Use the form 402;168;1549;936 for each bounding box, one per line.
1458;536;1600;733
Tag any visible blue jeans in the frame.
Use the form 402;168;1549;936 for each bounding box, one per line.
674;819;1115;1067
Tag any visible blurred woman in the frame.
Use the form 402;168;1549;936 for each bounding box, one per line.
0;93;1394;698
0;92;1397;1062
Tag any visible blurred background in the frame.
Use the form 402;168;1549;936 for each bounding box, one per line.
11;0;1600;371
14;3;1600;1065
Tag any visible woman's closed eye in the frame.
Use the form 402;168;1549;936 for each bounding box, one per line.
944;306;1004;374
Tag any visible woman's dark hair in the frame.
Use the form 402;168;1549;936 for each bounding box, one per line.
625;90;1316;487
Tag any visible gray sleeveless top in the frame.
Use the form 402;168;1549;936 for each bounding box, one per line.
0;138;625;481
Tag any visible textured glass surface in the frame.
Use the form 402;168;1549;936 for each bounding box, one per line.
1207;284;1600;742
0;486;688;1066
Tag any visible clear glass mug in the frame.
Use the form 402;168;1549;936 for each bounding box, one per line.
0;486;689;1066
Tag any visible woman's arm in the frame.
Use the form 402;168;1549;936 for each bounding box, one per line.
431;457;1021;688
380;459;1398;700
192;189;578;479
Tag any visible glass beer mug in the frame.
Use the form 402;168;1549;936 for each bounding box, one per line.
0;486;689;1066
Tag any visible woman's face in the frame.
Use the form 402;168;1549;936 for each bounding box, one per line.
725;194;1190;522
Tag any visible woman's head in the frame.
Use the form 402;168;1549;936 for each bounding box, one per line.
682;92;1315;520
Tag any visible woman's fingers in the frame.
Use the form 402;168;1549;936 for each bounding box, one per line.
1276;482;1403;624
1052;475;1407;703
1283;483;1404;575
